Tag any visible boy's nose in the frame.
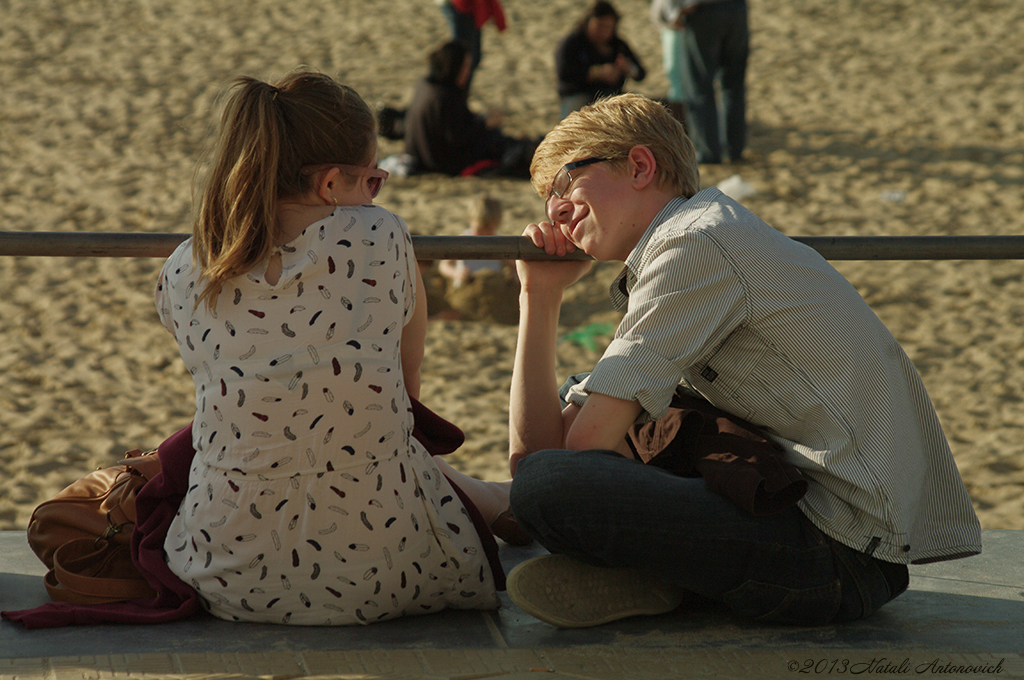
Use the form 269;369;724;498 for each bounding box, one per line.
546;195;572;225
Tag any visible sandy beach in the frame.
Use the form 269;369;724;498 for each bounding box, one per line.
1;0;1022;533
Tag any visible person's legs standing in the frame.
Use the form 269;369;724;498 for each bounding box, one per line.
661;27;689;128
441;2;482;85
679;7;724;163
719;0;750;162
662;27;685;103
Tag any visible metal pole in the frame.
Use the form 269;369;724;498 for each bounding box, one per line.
794;235;1024;261
2;231;1024;261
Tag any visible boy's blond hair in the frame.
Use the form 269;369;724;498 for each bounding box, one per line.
530;93;700;200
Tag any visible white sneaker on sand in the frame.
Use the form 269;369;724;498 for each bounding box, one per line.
506;554;686;628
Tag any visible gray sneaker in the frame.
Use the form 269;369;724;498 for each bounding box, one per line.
506;554;686;628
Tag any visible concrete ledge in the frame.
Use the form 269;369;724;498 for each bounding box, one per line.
1;530;1021;679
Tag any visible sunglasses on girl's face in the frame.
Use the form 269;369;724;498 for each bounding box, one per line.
301;163;390;199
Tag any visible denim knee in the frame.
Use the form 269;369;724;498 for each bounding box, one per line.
509;448;635;563
509;448;595;528
508;449;567;534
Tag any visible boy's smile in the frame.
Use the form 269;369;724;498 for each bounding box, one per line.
548;160;643;262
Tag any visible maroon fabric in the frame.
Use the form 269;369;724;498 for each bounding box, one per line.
410;396;505;591
410;396;465;455
3;397;504;628
628;391;808;517
2;425;199;629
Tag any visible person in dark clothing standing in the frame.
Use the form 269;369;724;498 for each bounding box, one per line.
438;0;507;89
404;41;535;178
555;1;646;119
651;0;749;164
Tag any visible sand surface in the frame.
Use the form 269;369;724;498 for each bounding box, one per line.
1;0;1022;532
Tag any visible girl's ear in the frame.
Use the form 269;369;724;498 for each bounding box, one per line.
627;145;658;190
315;166;342;205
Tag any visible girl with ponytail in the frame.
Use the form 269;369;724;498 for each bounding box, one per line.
156;71;521;626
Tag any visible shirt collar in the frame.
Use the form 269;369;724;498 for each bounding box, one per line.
609;196;691;310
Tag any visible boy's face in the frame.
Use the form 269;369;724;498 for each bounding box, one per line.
546;159;642;262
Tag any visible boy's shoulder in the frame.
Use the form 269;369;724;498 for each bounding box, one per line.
653;189;783;249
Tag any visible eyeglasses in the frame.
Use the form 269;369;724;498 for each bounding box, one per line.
300;163;390;199
545;157;611;220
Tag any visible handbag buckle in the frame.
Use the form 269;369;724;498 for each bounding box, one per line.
97;511;130;545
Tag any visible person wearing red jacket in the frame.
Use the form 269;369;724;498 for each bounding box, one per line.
439;0;507;87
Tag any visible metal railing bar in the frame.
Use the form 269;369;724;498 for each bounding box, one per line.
2;232;1024;261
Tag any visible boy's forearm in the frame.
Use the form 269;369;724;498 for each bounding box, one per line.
509;287;567;475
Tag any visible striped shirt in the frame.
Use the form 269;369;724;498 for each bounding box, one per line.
566;188;981;565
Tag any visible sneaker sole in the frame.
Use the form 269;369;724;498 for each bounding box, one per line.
506;554;684;628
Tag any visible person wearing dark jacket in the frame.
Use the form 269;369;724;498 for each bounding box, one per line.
555;1;646;118
404;41;535;177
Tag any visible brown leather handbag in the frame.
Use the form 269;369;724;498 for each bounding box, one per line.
26;449;162;604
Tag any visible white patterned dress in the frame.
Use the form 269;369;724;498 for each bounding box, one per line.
155;205;498;625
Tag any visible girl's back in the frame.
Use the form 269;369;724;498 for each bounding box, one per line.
156;205;498;625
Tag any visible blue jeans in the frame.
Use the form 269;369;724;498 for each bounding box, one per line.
678;0;749;163
510;447;908;625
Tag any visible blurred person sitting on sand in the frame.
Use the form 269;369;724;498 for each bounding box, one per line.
555;1;646;119
155;70;528;627
503;94;981;628
404;41;537;178
435;195;520;324
439;195;516;288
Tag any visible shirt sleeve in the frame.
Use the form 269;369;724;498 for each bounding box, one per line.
154;241;192;337
573;230;747;421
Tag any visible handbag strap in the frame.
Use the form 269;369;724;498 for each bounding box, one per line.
45;538;156;604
